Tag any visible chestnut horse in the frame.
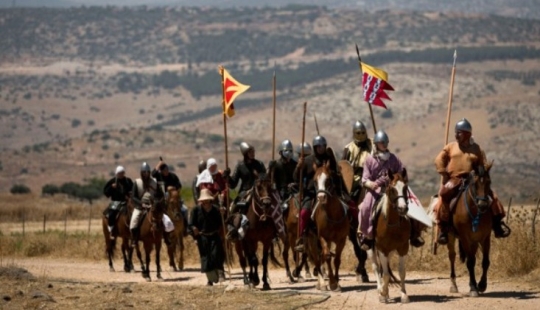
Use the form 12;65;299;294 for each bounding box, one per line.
226;172;284;290
307;149;349;291
101;200;144;272
447;164;493;297
368;171;411;303
284;193;311;282
165;188;185;272
137;187;166;281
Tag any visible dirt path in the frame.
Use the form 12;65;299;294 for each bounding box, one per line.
7;257;539;309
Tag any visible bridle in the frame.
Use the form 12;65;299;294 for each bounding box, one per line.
464;171;490;232
251;178;272;221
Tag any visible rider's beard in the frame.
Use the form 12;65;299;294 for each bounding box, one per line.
376;151;390;161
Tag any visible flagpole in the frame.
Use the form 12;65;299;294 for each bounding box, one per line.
296;101;307;269
220;66;232;280
433;50;457;256
313;113;320;136
272;63;277;161
356;44;377;134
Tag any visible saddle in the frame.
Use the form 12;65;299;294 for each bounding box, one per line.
103;201;127;218
234;190;253;213
440;177;468;214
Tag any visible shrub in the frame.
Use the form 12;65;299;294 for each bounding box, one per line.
42;184;60;196
71;119;81;128
10;184;31;194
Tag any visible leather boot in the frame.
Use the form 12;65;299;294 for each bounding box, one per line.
410;220;425;247
437;222;449;245
130;228;140;248
493;215;511;238
182;217;189;237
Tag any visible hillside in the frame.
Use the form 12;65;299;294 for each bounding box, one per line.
0;6;539;202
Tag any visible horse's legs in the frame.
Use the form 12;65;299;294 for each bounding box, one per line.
330;239;346;291
156;237;163;280
262;242;271;290
178;236;185;271
121;237;130;273
135;243;145;272
280;234;294;283
478;237;491;293
378;252;390;303
320;237;332;291
368;249;382;292
466;243;480;297
167;240;177;271
349;226;369;283
304;255;312;279
447;235;458;293
249;247;260;287
143;243;152;281
106;236;115;272
399;255;409;303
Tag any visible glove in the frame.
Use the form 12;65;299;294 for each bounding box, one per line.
268;160;277;170
363;180;378;190
223;167;231;178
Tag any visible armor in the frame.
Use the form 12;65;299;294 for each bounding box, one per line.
455;118;472;133
239;142;254;156
140;162;151;172
353;120;368;143
296;142;312;157
373;130;389;148
198;160;207;173
312;135;327;147
279;140;294;159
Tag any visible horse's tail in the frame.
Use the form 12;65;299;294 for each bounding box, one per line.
386;261;399;285
458;240;466;263
269;243;283;268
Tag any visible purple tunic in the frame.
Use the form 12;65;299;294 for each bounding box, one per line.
358;153;404;239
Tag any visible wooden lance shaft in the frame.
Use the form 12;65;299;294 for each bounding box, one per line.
272;67;277;161
220;67;232;280
296;102;307;267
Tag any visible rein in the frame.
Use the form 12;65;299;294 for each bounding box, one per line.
463;180;489;233
314;173;347;225
251;182;271;221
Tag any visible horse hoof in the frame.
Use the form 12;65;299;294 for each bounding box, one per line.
470;291;479;297
450;286;458;293
297;276;305;283
331;284;341;292
262;283;271;291
305;273;312;279
145;277;151;282
478;282;487;293
379;296;388;303
401;294;410;303
109;267;115;273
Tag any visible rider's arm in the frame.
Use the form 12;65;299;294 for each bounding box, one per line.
228;163;241;188
434;144;451;175
131;183;142;207
103;178;114;198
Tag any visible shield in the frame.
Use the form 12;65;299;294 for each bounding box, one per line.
338;160;354;195
406;186;433;227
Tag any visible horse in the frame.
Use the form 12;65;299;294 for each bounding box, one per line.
283;192;312;281
307;150;350;292
137;187;166;281
101;199;144;273
367;170;411;303
226;172;283;290
447;164;493;297
164;188;185;272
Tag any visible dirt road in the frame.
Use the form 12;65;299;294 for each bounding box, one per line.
5;257;539;309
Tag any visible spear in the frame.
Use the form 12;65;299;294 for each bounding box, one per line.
272;62;277;160
313;113;320;136
296;102;307;269
355;44;377;135
433;50;457;256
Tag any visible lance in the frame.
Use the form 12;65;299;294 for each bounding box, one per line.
272;62;277;160
219;66;233;280
356;44;377;135
313;113;320;136
433;50;457;256
296;102;307;268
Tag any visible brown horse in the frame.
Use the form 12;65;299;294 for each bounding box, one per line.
101;200;144;272
164;188;185;272
283;193;312;281
368;171;411;303
226;172;283;290
137;188;166;281
307;150;350;291
447;164;493;297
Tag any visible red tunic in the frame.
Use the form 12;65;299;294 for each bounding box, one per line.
198;172;228;202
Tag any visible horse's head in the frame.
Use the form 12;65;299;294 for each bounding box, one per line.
254;172;273;209
314;160;334;204
386;169;409;217
470;162;493;209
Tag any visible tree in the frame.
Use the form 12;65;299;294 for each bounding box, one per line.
10;184;31;194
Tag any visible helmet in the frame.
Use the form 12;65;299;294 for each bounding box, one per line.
239;142;254;156
373;130;389;148
279;140;293;152
279;139;294;159
312;135;327;147
353;120;368;142
140;162;151;172
296;142;312;156
455;118;472;133
197;160;207;173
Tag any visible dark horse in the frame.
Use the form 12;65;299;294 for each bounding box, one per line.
226;172;284;290
101;199;144;272
284;192;312;282
165;188;185;272
447;163;493;297
137;187;166;281
307;149;350;291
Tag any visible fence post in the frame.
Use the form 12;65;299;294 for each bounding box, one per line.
532;198;540;244
22;208;25;238
87;205;92;236
506;196;513;224
64;210;68;242
43;214;46;233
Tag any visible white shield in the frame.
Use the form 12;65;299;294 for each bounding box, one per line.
406;186;433;227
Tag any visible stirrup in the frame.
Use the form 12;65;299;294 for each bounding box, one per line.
495;222;511;238
410;236;425;248
437;232;448;245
